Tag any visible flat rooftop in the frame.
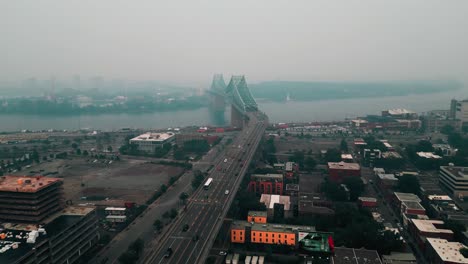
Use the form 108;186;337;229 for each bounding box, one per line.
416;152;442;159
358;197;377;202
251;174;283;181
402;201;425;211
0;175;62;193
426;238;468;263
411;219;453;235
247;211;267;218
260;194;291;210
386;108;415;115
382;151;403;159
394;192;421;203
333;247;382;264
441;166;468;179
341;154;353;160
428;195;453;202
130;132;175;142
285;184;299;191
231;221;315;233
378;173;398;181
328;162;360;170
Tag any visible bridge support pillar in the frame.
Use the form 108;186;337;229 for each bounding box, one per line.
231;105;245;128
210;94;225;112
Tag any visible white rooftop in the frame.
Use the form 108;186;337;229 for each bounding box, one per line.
428;195;453;202
105;207;126;211
426;238;468;263
416;152;442;159
328;162;360;170
260;194;291;210
130;132;175;142
387;109;415;115
341;154;353;160
411;219;453;235
377;173;398;181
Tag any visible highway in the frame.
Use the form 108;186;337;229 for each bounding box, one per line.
143;113;266;264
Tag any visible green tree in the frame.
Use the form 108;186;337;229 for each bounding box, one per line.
397;175;421;195
107;146;113;152
191;170;205;189
169;208;178;219
445;220;467;242
179;192;189;204
460;248;468;258
160;184;167;193
76;148;81;155
289;151;305;167
71;143;78;149
304;157;317;171
63;139;71;145
441;125;455;135
324;148;341;162
343;177;365;201
340;138;348;152
153;219;163;231
83;150;89;156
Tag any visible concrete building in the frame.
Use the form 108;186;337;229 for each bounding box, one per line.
129;132;175;153
408;219;454;250
425;116;461;133
259;194;291;219
451;99;468;126
377;173;399;190
425;238;468;264
0;176;64;223
247;174;284;195
439;166;468;198
416;152;442;160
0;206;99;264
328;162;361;183
285;184;299;197
284;162;297;178
341;154;354;163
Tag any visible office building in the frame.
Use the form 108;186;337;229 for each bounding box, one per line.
129;132;175;153
439;166;468;198
451;99;468;126
0;176;64;223
247;211;267;224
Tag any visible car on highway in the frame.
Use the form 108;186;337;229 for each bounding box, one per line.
225;190;229;195
164;247;173;258
192;234;199;241
224;158;228;163
182;224;189;232
219;251;227;256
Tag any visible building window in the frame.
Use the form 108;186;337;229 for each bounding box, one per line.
260;233;262;237
266;233;268;237
272;234;275;237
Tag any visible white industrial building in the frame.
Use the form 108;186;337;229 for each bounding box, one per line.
129;132;175;153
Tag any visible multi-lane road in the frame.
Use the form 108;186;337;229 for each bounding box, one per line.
143;113;266;264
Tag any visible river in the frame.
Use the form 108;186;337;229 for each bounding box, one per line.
0;89;466;132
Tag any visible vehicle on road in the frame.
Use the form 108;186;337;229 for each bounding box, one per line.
219;251;227;256
164;247;173;258
204;178;213;190
225;190;229;195
192;234;199;241
182;224;189;232
224;158;228;163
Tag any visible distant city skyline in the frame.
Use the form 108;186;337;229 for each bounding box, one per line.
1;1;468;85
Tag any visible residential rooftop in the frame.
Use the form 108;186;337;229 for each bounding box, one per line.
0;175;62;193
394;192;421;203
378;174;398;181
416;152;442;159
358;197;377;202
386;108;415;115
411;219;453;235
251;174;283;181
426;238;468;264
382;151;403;159
260;194;291;210
341;154;353;160
231;221;315;233
247;211;267;218
402;201;425;211
328;162;360;170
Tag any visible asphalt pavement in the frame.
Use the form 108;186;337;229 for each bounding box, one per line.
143;114;266;264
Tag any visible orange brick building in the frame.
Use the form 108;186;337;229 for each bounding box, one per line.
247;211;267;224
230;221;315;246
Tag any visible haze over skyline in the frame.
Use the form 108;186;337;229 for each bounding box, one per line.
2;0;468;86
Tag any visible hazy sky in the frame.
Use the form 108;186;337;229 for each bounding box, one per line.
1;0;468;85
